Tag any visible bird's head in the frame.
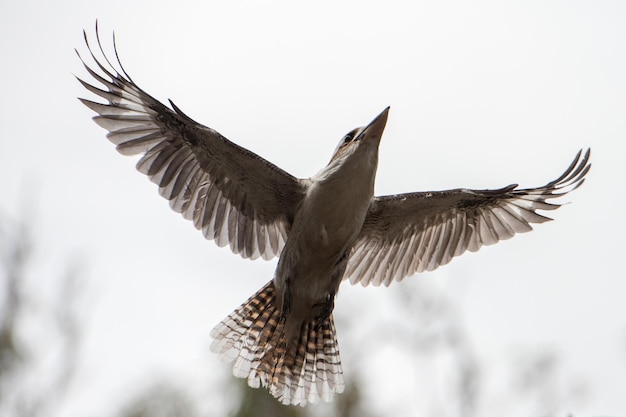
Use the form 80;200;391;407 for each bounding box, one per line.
312;107;390;183
329;107;390;164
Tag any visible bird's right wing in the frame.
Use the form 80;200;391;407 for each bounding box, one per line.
345;149;590;286
77;26;307;260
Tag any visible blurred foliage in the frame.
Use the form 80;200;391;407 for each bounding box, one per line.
114;372;377;417
119;384;199;417
0;213;82;417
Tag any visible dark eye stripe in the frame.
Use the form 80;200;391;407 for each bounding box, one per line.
342;128;361;144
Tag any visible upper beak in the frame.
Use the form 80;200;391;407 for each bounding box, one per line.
358;106;390;144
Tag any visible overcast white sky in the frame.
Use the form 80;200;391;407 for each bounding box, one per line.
1;1;625;416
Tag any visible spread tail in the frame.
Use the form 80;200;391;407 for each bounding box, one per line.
210;281;345;406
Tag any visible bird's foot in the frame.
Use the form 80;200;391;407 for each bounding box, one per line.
279;279;292;322
314;293;335;330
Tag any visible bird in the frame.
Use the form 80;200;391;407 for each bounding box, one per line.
76;25;591;406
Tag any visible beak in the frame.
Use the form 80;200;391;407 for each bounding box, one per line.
358;106;390;144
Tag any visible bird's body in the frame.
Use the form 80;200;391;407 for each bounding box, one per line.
275;113;385;343
77;26;590;406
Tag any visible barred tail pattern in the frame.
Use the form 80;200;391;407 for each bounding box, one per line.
210;281;345;406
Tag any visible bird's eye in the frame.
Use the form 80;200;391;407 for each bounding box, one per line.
341;128;363;145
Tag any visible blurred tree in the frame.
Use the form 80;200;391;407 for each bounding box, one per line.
118;384;199;417
350;279;589;417
228;373;378;417
0;213;82;417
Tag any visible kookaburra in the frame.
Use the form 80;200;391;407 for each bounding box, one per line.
76;26;591;406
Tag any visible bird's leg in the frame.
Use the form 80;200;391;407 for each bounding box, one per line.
279;277;292;322
314;291;335;330
313;250;346;329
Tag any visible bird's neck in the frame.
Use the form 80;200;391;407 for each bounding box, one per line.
306;148;378;227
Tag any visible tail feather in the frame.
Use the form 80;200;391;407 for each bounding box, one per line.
210;281;345;406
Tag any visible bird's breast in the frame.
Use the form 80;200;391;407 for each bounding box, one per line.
302;175;372;246
273;150;377;312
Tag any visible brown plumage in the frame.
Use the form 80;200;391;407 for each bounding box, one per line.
209;281;343;405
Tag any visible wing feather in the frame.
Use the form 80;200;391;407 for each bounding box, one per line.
345;149;591;286
77;26;306;260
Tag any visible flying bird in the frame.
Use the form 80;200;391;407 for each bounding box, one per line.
76;26;591;406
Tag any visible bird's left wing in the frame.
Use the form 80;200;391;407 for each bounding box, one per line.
344;149;590;287
76;27;307;260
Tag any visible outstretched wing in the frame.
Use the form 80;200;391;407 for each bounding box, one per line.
345;149;591;286
77;27;307;260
